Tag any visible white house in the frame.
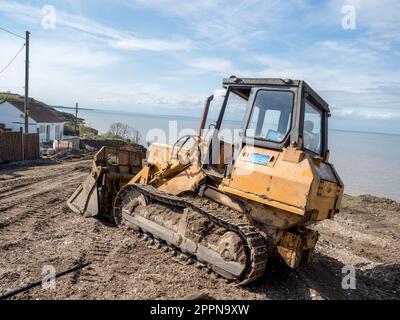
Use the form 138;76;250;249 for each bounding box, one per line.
0;100;64;143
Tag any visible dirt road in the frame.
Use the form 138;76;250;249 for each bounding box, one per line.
0;159;398;300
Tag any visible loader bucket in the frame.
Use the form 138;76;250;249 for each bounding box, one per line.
67;168;103;218
67;145;146;219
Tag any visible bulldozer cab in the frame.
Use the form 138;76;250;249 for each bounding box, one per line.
202;77;330;176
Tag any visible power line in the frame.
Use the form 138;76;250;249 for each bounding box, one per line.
0;26;25;40
0;43;26;75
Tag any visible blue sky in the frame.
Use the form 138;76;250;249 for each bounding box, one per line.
0;0;399;134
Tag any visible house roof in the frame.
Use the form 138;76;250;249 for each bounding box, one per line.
4;100;64;123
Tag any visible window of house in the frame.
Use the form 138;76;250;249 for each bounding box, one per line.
55;124;60;140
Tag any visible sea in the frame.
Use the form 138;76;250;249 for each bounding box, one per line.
57;107;400;201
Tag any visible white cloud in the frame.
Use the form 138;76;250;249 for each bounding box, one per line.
187;58;233;74
352;0;400;41
110;38;192;52
129;0;295;47
45;44;121;69
86;82;204;109
0;0;193;52
333;108;400;120
0;1;196;109
335;0;400;52
0;36;201;110
317;40;376;61
247;49;400;122
159;76;184;82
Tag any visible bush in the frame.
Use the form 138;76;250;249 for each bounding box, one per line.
79;124;98;138
63;120;98;138
63;121;141;144
63;121;76;136
97;133;129;142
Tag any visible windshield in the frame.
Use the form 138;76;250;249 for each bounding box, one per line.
246;90;294;143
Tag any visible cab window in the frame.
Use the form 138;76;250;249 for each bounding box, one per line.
219;89;250;133
217;88;250;145
303;102;322;155
246;90;294;143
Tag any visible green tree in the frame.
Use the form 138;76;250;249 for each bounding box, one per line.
130;128;142;144
108;122;131;139
106;122;142;144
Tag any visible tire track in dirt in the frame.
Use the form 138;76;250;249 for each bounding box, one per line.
0;162;89;201
0;172;87;230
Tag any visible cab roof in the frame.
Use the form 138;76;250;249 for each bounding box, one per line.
223;76;330;111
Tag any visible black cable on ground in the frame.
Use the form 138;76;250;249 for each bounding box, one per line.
0;262;91;300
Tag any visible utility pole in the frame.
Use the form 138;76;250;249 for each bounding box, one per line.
75;102;79;136
24;31;30;134
22;31;30;161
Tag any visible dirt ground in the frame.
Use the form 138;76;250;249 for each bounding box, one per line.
0;158;399;300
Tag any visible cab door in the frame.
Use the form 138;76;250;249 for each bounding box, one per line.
242;86;299;151
203;87;251;177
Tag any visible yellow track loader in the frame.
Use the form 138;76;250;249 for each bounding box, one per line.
68;77;344;284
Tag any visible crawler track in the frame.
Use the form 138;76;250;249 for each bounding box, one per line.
115;184;268;285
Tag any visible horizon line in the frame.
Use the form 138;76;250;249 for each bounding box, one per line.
53;106;400;137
